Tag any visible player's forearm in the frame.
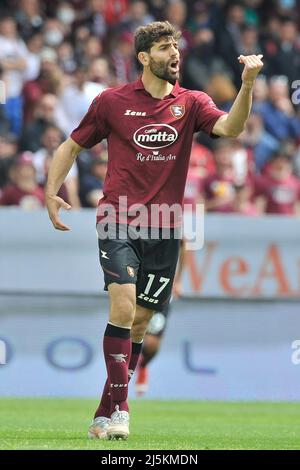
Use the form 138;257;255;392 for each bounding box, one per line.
224;82;253;137
46;139;80;197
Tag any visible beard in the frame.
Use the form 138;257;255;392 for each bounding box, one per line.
149;56;178;85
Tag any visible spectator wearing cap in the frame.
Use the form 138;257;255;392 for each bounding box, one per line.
255;148;300;215
0;152;44;208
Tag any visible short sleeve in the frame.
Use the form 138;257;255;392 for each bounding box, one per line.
70;92;109;149
193;92;227;135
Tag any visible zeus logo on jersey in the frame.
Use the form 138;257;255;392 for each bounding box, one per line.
133;124;178;150
124;109;146;116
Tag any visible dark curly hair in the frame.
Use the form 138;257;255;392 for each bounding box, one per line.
134;21;181;61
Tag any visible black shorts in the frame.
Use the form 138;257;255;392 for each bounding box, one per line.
146;303;171;337
97;223;181;311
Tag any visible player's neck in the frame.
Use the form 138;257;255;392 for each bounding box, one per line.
141;71;174;100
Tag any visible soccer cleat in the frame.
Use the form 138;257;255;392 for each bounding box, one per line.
88;416;110;439
135;365;149;396
107;405;130;440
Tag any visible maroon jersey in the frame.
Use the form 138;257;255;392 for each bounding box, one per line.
71;78;226;226
0;185;44;208
255;174;300;214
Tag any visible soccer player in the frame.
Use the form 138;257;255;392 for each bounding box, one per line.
46;21;263;440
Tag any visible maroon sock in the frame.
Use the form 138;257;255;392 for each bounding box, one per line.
94;379;110;419
94;339;143;418
128;341;143;380
102;323;131;415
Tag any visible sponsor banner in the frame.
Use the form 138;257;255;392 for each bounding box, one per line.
182;213;300;298
0;295;300;400
0;209;300;298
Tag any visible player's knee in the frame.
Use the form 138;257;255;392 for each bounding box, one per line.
110;295;136;326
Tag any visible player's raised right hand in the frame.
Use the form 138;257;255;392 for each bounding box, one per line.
46;194;71;231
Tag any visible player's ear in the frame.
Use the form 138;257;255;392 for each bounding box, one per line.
138;51;149;66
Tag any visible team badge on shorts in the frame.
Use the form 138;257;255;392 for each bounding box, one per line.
127;266;135;277
170;104;185;119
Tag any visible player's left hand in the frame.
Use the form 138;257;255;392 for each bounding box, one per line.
238;54;264;85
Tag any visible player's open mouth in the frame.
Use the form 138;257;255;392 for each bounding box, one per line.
169;61;179;72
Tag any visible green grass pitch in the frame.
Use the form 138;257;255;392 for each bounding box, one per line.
0;399;299;450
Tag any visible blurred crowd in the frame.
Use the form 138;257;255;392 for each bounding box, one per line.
0;0;300;215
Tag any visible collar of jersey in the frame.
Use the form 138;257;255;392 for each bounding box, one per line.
133;77;179;98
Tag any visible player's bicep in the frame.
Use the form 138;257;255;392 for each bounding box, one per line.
211;115;229;137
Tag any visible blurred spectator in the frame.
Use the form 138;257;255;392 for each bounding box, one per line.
79;152;108;207
232;183;258;216
120;1;155;33
0;152;44;208
43;18;66;48
59;61;109;135
110;32;138;84
15;0;44;41
182;28;234;93
82;35;104;66
0;133;18;189
254;76;300;142
0;15;29;135
217;3;245;88
23;47;63;123
20;93;66;152
56;2;76;29
57;41;77;74
252;74;268;103
165;0;191;55
238;24;262;56
32;125;80;208
187;1;212;33
183;140;215;209
200;140;237;213
255;149;300;215
0;65;10;135
267;18;300;85
78;0;108;39
23;32;43;82
238;112;279;171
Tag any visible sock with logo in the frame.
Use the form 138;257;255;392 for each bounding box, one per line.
94;338;143;418
103;323;131;416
